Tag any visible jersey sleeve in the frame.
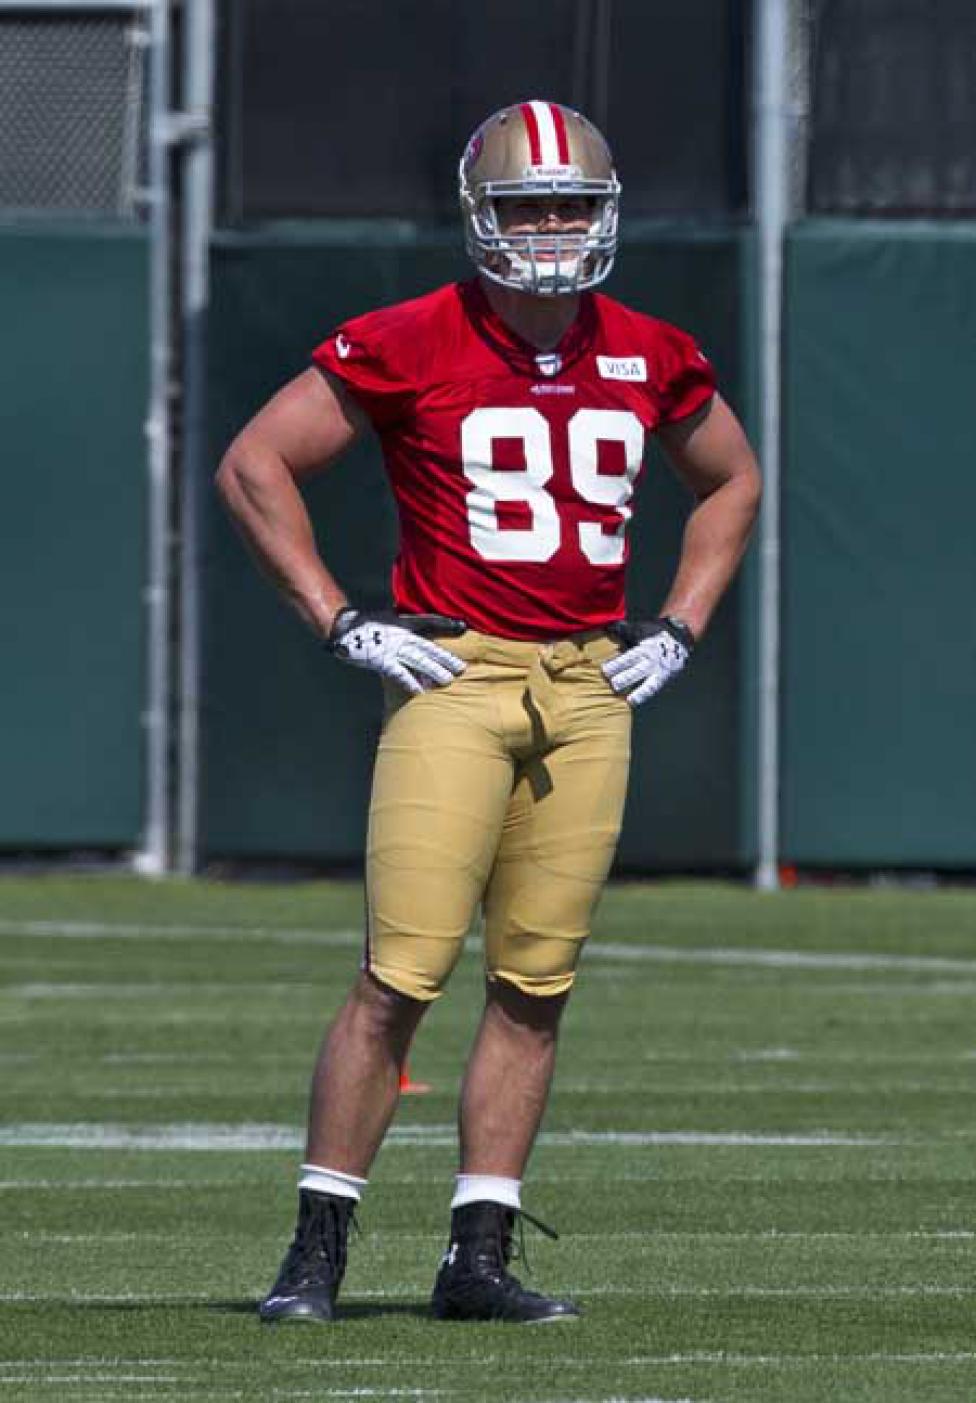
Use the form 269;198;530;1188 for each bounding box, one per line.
654;325;717;425
312;313;415;430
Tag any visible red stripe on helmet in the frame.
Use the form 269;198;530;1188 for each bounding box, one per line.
549;103;571;164
520;102;543;165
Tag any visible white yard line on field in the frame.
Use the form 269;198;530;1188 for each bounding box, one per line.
0;1180;237;1190
580;1284;975;1298
6;1048;976;1081
303;1228;975;1245
5;917;976;977
97;1053;305;1065
10;1231;200;1242
729;1049;976;1064
0;1375;182;1385
582;967;976;995
588;942;976;975
9;1228;975;1247
0;1122;893;1150
0;1285;972;1305
6;1228;974;1253
764;981;976;997
3;1352;974;1370
3;982;333;999
556;1079;976;1095
0;1361;184;1371
275;1393;443;1400
622;1352;976;1366
387;1125;893;1148
0;920;361;945
48;1047;976;1068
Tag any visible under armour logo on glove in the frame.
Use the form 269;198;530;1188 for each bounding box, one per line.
602;616;695;708
328;608;467;696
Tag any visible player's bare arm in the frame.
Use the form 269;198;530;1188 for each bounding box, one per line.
603;394;760;707
217;368;467;693
215;367;366;638
656;392;762;641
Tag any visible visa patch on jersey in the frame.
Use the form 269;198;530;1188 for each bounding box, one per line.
596;355;647;381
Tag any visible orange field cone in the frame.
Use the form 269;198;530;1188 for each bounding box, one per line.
399;1062;432;1095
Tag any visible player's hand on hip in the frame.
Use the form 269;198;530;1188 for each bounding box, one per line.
327;608;467;695
602;617;695;708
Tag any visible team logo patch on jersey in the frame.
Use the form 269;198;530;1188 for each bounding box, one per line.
597;355;647;381
535;352;562;377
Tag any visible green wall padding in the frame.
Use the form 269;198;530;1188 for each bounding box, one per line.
783;223;976;866
203;227;752;868
0;225;148;848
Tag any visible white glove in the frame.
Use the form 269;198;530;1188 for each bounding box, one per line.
328;608;467;695
602;617;694;708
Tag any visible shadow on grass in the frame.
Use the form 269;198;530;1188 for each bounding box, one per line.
209;1300;433;1323
63;1298;433;1322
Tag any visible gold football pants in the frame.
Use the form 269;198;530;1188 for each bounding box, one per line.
365;629;632;1001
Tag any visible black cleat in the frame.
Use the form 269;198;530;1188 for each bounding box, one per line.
259;1190;355;1323
431;1201;579;1323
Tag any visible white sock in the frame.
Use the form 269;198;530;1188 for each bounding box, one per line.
298;1163;367;1203
451;1173;521;1212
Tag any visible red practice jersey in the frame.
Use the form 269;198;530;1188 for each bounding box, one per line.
313;280;715;640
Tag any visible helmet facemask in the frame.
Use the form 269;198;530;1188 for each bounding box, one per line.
464;184;619;296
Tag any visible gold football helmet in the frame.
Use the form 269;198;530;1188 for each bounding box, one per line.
459;100;621;296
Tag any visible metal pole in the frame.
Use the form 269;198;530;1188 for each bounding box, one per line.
753;0;790;891
137;0;172;876
177;0;215;875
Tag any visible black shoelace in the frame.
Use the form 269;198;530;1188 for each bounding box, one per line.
512;1205;558;1278
474;1205;558;1280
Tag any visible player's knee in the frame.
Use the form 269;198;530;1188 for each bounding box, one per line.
492;968;578;1001
349;969;428;1029
366;943;461;1003
487;973;571;1030
486;929;584;1002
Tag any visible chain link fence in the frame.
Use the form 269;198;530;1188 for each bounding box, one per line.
0;9;148;218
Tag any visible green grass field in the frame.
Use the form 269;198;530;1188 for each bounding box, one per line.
1;875;975;1402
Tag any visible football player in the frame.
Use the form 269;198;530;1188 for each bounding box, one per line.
217;100;761;1324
